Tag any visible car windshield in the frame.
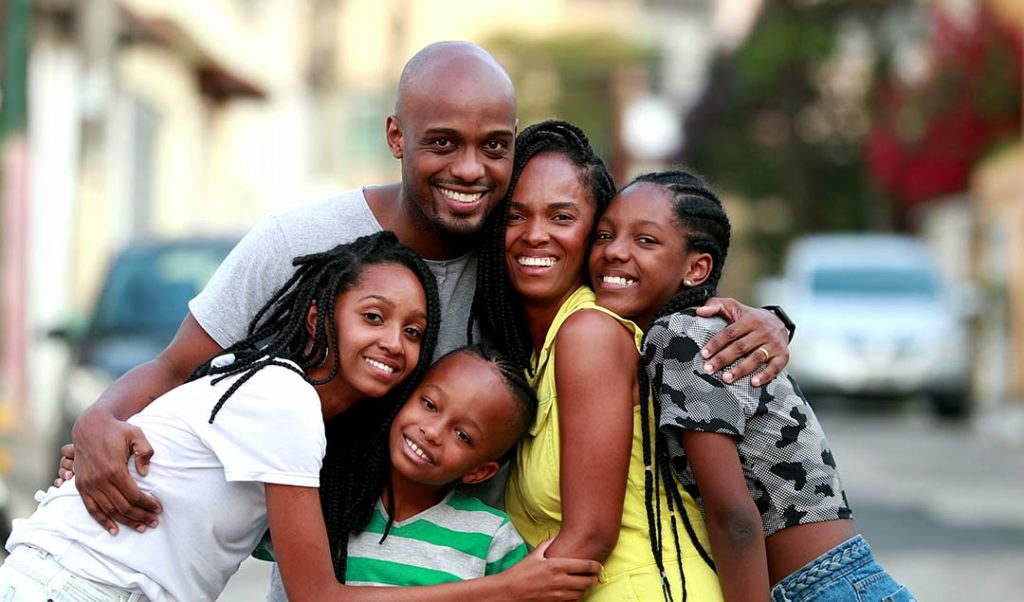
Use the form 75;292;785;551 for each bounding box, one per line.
811;267;938;299
90;243;233;338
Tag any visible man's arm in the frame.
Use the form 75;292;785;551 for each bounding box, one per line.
68;313;222;534
696;298;792;387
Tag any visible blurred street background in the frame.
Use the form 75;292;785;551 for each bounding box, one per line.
1;0;1021;599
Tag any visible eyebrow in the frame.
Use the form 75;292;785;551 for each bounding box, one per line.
424;127;514;139
510;201;581;211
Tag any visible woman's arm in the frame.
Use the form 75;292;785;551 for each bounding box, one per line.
265;484;601;601
681;430;769;602
545;310;636;562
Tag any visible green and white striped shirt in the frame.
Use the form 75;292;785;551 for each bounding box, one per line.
345;491;528;587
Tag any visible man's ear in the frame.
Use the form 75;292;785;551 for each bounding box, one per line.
385;115;404;159
305;302;318;337
460;461;500;485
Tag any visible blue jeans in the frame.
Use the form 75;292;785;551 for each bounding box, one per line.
771;535;915;602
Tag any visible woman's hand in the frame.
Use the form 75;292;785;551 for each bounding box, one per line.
497;540;602;601
696;298;791;387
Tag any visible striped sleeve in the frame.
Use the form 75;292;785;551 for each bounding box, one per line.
485;519;528;575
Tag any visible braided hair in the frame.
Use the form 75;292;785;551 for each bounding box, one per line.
627;171;730;601
189;231;441;581
470;119;616;371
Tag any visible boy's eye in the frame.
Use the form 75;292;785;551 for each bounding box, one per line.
455;429;471;444
637;236;657;245
552;213;575;222
594;231;612;241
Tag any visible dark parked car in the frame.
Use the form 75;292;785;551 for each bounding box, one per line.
51;236;237;447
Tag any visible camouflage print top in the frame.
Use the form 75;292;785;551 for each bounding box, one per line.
644;310;853;537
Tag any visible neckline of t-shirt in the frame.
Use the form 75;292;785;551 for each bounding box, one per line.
376;489;457;527
358;186;474;268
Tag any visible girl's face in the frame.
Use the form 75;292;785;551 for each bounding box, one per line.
589;183;696;329
504;152;596;308
389;351;520;487
315;263;428;411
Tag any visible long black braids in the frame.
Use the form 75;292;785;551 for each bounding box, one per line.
469;119;616;372
629;170;731;601
189;231;441;582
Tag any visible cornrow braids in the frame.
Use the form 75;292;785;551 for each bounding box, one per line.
470;119;616;372
627;170;731;600
189;231;441;582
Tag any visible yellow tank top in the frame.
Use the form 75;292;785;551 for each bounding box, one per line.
505;287;724;601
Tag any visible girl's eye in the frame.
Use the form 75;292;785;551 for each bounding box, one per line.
404;326;423;340
363;311;384;324
422;398;436;412
455;429;471;444
552;213;575;222
594;231;612;241
507;213;525;222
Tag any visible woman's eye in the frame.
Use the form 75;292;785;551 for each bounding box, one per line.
404;326;423;339
508;213;525;222
363;312;384;324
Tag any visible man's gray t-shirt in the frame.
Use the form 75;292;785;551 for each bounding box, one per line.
189;188;478;361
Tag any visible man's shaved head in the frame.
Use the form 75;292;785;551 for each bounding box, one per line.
395;41;515;116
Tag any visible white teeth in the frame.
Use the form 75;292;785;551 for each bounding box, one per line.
439;188;483;203
518;256;557;268
365;358;395;373
602;275;636;287
404;437;432;463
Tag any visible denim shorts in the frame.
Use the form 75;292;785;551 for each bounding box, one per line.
770;535;915;602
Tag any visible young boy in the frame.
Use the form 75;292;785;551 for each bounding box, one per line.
268;343;538;595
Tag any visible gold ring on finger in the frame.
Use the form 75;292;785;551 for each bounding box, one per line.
757;347;771;363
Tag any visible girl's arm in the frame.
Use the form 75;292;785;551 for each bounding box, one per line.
545;310;636;562
265;483;601;602
681;430;769;602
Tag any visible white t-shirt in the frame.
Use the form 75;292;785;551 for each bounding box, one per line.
7;358;325;602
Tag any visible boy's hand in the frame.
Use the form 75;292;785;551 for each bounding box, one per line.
697;297;790;387
500;540;602;601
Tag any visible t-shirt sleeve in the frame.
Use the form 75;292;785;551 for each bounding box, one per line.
201;366;326;487
650;313;747;440
189;214;297;348
484;519;528;575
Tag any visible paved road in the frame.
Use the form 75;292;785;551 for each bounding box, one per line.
7;401;1024;600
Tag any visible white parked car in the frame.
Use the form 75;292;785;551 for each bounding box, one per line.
757;234;972;416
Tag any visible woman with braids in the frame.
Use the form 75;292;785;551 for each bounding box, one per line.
589;171;913;602
2;232;598;602
473;120;791;600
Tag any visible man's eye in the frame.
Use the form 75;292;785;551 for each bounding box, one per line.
484;140;508;152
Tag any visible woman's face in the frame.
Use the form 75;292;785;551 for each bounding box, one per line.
589;183;693;328
504;152;596;308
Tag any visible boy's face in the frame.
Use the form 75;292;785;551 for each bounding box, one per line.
389;352;521;487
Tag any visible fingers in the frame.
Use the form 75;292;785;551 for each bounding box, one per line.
55;445;76;487
80;490;121;535
130;437;155;477
61;443;76;461
702;327;760;379
702;305;792;386
695;297;741;322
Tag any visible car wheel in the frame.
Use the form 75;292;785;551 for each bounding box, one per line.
931;392;968;419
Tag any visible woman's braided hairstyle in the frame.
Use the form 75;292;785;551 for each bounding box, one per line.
627;170;731;601
470;119;616;372
189;231;441;581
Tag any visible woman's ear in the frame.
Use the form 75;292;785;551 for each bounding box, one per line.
460;461;500;485
305;301;318;337
680;252;714;290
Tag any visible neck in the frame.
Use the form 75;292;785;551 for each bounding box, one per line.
521;284;584;354
364;183;477;260
308;363;364;420
385;470;448;522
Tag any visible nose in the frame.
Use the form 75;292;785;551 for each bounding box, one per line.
602;235;630;263
449;148;485;183
378;324;402;355
521;217;549;246
419;422;441;446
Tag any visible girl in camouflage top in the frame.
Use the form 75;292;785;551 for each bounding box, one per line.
588;171;914;602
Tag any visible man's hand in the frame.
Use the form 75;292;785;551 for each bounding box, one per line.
70;409;162;535
696;298;790;387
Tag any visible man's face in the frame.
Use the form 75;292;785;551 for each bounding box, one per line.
387;77;516;237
